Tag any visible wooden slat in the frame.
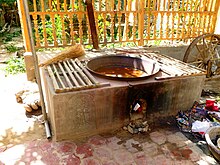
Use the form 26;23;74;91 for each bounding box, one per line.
64;0;67;11
40;0;45;12
47;65;60;90
33;0;37;12
40;14;48;47
71;0;75;11
70;59;93;85
32;14;41;47
60;14;67;45
75;59;99;84
52;64;66;88
49;0;52;11
103;13;107;44
58;62;74;88
57;0;60;11
63;61;80;87
66;60;86;86
110;13;115;43
51;14;58;46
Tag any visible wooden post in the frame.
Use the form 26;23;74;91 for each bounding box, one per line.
17;0;35;81
138;0;145;46
214;0;220;34
85;0;99;50
17;0;32;52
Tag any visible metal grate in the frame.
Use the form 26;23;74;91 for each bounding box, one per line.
115;48;206;80
46;58;109;93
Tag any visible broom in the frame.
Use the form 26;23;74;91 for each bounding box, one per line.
39;43;86;67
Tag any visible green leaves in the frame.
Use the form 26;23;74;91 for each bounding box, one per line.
4;56;26;75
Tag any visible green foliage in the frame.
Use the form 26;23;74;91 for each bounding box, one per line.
38;14;67;44
4;56;26;75
0;0;16;6
5;44;18;52
1;31;21;42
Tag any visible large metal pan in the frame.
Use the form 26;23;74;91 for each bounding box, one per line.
86;55;160;80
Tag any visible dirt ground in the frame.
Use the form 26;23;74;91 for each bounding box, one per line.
0;28;45;149
0;69;45;148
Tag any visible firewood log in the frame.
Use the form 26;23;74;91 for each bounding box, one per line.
24;104;32;112
30;102;38;110
39;44;85;67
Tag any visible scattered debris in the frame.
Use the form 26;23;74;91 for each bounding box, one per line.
176;100;220;138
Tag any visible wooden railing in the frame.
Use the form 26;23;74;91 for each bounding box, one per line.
18;0;220;49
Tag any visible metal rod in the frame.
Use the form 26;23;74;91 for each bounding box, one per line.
23;0;51;139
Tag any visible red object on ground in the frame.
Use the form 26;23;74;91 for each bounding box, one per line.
206;99;219;111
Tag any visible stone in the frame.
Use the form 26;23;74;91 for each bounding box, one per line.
106;137;124;150
81;157;101;165
56;141;77;154
75;144;93;159
41;152;60;164
113;149;134;164
38;140;52;152
174;160;194;165
133;151;154;165
166;133;187;148
124;139;142;153
102;160;119;165
150;131;166;145
93;146;112;162
60;154;81;165
153;154;174;165
142;142;158;156
88;135;106;147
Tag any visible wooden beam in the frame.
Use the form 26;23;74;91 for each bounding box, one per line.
17;0;32;52
85;0;99;49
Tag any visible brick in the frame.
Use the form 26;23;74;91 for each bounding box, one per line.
38;140;53;152
150;131;166;145
62;154;81;165
161;144;176;159
81;157;101;165
133;151;154;165
107;136;124;150
102;160;119;165
113;149;134;164
166;134;187;148
76;143;93;159
174;160;194;165
56;141;76;154
153;154;174;165
93;146;112;161
142;142;158;156
88;135;107;147
41;152;60;165
124;139;142;153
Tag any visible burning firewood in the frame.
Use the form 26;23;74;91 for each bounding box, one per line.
39;44;85;67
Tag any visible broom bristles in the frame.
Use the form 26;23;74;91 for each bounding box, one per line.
39;44;85;67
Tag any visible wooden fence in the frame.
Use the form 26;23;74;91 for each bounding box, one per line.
18;0;220;49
